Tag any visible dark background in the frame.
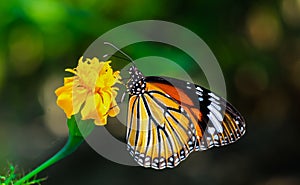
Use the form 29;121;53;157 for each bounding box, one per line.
1;0;300;185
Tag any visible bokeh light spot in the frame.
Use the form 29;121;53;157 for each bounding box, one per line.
246;7;282;50
39;74;68;137
22;0;66;25
8;26;44;76
281;0;300;27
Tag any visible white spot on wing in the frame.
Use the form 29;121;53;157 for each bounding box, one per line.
211;101;221;111
208;127;215;135
209;97;220;104
208;112;223;133
196;91;203;96
196;86;203;92
209;92;220;100
208;104;223;121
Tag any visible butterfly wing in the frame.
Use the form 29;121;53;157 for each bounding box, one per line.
126;82;197;169
145;76;246;150
126;76;246;169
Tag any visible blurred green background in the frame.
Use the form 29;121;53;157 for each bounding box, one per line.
1;0;300;184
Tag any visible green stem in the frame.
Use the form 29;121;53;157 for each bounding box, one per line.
15;135;84;185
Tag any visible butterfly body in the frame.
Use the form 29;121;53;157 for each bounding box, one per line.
125;65;246;169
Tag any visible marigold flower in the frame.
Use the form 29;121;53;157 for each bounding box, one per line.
55;56;121;125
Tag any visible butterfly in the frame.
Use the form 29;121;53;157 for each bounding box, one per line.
103;42;246;170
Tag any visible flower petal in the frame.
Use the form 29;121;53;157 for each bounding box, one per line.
98;91;111;114
55;79;73;96
108;98;120;117
55;56;121;125
72;86;88;115
81;93;100;121
56;90;74;118
94;115;108;126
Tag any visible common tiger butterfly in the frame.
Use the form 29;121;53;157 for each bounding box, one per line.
104;42;246;170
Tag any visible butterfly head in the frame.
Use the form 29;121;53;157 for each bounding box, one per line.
127;66;146;95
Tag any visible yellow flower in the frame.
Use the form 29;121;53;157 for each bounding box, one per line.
55;56;121;125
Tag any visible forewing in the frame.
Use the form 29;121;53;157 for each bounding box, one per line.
126;83;197;169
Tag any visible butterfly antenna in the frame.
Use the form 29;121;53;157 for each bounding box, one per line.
103;42;136;66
